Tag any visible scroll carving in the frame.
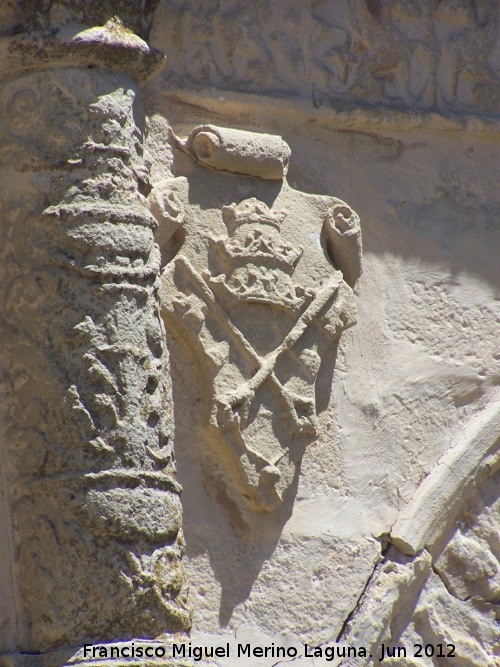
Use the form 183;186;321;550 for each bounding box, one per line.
180;125;291;179
154;126;361;514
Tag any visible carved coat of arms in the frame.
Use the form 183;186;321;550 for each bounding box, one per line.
151;125;362;513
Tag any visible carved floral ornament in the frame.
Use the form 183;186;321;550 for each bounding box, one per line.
150;125;362;513
159;0;500;115
0;6;191;652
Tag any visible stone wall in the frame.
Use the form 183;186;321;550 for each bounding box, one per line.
0;1;499;665
143;1;500;663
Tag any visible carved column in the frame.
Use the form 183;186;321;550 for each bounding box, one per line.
0;3;190;655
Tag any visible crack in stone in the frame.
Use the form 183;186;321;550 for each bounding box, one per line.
335;542;387;644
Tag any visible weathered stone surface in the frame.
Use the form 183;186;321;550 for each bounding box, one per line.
0;63;190;652
392;398;500;555
0;2;190;658
153;127;361;514
340;461;500;665
143;62;499;659
0;3;165;84
151;0;500;116
1;0;499;663
180;125;291;180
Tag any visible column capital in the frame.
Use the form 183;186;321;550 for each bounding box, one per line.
0;2;164;84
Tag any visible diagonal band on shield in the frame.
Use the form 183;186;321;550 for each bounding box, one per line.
169;256;343;440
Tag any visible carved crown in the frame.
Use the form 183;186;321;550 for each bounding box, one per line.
222;198;286;233
212;231;302;273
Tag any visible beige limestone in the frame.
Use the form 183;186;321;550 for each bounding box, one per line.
1;1;499;665
153;147;361;515
142;23;499;658
180;125;291;180
152;0;500;116
0;2;191;663
392;397;500;555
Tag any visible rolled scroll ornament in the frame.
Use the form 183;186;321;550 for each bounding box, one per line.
178;124;291;180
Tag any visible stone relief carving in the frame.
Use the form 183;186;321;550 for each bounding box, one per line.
338;399;500;665
180;125;291;180
0;67;190;653
1;3;497;663
151;126;361;514
153;0;500;116
0;8;191;657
